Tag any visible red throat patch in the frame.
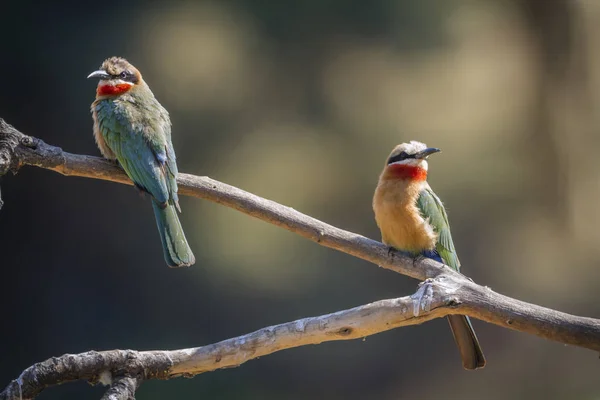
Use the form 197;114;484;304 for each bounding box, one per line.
97;83;133;96
386;164;428;181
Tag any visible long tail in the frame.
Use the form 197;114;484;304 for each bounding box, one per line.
447;315;486;370
151;200;196;268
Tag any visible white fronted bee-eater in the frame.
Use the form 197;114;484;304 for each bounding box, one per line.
372;141;485;370
88;57;195;268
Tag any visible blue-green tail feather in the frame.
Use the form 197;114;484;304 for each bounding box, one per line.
151;200;195;268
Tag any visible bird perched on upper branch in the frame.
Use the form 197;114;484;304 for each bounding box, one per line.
372;141;485;370
88;57;195;268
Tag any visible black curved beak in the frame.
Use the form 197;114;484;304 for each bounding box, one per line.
87;70;111;80
413;147;441;159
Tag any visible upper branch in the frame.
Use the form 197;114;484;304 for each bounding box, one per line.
0;118;443;281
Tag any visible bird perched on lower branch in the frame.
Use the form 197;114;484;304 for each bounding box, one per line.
88;57;195;268
373;141;485;370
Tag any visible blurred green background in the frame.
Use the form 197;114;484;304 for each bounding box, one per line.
1;0;599;398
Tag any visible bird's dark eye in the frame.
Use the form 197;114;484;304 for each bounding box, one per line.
119;71;128;79
387;151;412;165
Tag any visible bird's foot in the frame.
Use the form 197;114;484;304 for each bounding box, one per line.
412;254;425;267
387;245;398;258
379;246;397;268
411;279;435;317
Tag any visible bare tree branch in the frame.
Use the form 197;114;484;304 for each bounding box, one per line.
0;118;441;280
1;118;600;399
2;273;599;400
100;376;140;400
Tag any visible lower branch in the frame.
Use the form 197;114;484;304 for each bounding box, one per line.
2;273;599;399
0;290;444;400
100;376;140;400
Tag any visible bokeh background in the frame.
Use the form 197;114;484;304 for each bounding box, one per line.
1;0;599;398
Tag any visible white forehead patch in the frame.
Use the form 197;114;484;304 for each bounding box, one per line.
395;140;428;155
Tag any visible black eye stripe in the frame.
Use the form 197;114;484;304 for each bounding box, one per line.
112;71;138;84
387;151;414;164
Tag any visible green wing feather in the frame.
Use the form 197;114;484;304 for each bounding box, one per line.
94;98;194;267
416;186;460;271
95;99;173;205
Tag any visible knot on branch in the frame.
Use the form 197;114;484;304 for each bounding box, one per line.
20;135;36;148
336;327;354;336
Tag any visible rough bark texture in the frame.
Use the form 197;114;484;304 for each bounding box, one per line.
99;376;140;400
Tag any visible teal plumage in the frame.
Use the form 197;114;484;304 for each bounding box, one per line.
373;141;485;370
89;57;195;268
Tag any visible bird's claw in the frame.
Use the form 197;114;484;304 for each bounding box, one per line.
411;279;435;317
412;254;425;268
378;246;396;268
387;246;395;257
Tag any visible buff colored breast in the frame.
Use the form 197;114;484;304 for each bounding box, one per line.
373;178;438;253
